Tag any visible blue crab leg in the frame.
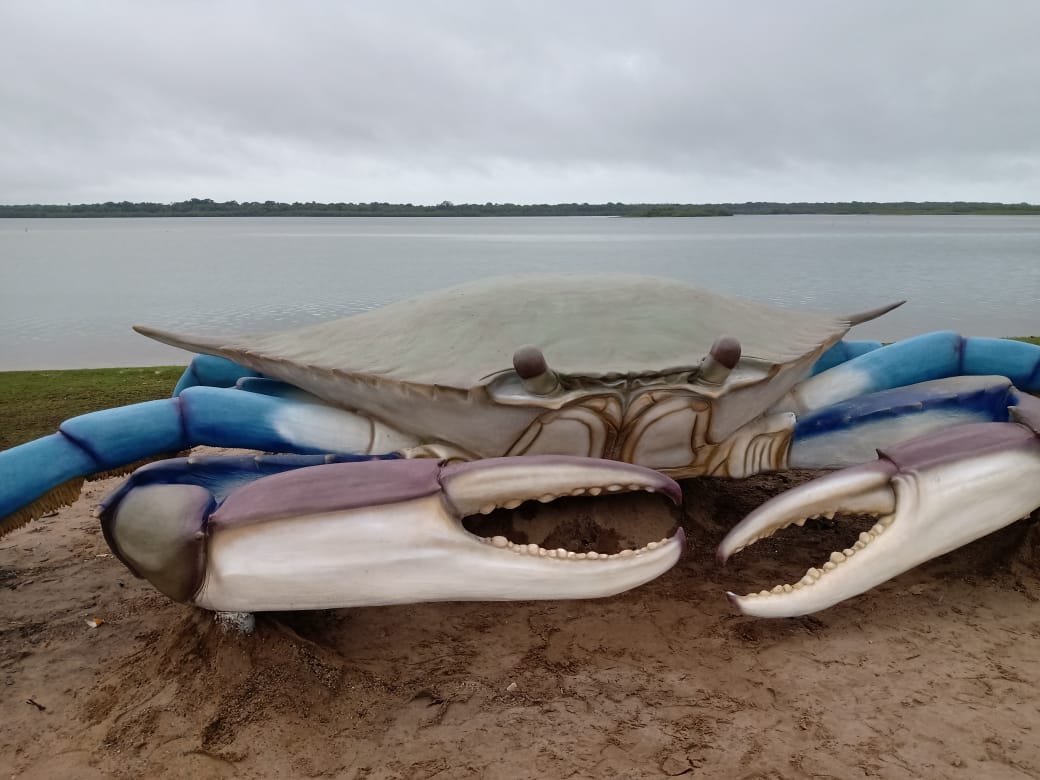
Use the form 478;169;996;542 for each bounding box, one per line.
98;455;684;610
809;339;883;375
777;332;1040;413
0;384;417;536
719;402;1040;618
787;375;1032;468
172;354;263;395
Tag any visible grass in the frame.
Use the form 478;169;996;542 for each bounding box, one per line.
0;366;185;450
1;336;1038;449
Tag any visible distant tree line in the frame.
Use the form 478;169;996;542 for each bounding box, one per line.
1;198;1038;218
713;201;1040;215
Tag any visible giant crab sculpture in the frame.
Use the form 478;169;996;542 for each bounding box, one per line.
1;275;1038;621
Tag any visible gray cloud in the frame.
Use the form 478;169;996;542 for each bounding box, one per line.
3;1;1039;203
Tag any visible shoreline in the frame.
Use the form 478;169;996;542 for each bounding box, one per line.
4;199;1040;218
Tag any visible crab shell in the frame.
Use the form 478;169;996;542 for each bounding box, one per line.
138;275;890;475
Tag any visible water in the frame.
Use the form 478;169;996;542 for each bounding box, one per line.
0;215;1037;370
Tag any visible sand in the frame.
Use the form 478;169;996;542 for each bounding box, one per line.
3;461;1040;779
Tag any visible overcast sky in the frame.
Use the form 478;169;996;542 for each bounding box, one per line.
3;1;1039;204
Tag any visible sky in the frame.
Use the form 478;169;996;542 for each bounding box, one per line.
3;1;1039;205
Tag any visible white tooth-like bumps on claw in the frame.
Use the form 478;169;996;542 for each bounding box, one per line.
467;480;677;561
740;515;895;599
458;466;681;562
468;484;666;515
478;535;674;560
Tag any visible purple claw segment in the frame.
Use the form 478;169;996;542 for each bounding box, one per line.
877;420;1039;471
211;459;442;528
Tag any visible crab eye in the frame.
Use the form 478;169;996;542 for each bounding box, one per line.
513;345;560;395
695;335;741;385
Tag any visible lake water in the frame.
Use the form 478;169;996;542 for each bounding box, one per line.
0;215;1037;370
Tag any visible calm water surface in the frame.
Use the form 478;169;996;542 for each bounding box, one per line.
0;215;1037;369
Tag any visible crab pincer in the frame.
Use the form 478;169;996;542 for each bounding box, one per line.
719;398;1040;618
99;454;685;612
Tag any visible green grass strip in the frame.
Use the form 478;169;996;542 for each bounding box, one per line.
0;366;185;450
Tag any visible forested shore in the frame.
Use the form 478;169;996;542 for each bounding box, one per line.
2;199;1039;218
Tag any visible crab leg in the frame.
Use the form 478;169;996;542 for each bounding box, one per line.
719;400;1040;618
172;354;263;395
809;339;883;375
98;455;685;611
0;384;417;535
788;375;1031;468
776;332;1040;414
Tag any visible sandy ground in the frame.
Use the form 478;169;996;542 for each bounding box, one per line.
3;460;1040;779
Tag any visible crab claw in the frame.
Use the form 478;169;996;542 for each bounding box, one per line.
101;455;684;612
718;412;1040;618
